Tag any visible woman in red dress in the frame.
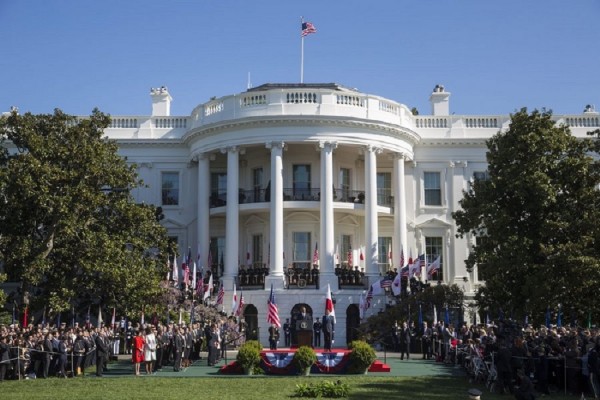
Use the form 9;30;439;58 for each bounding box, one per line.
132;329;145;375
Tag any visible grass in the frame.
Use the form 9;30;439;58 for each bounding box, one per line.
0;375;587;400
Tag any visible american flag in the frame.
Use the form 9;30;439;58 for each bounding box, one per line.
365;287;373;309
347;247;353;267
267;284;281;327
401;265;409;278
236;290;245;317
313;242;319;265
216;285;225;305
380;279;393;289
399;247;405;271
195;271;203;297
301;21;317;37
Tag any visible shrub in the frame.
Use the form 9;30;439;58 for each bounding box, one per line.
293;380;350;398
292;345;316;374
236;341;262;373
347;340;376;374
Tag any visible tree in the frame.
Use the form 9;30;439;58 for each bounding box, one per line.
0;109;171;319
453;108;600;325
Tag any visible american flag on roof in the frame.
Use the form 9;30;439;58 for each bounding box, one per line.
267;284;281;327
301;21;317;37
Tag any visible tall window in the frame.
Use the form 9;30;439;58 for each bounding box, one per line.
378;236;393;275
341;235;352;268
210;172;227;206
424;172;442;206
377;172;392;205
161;171;179;206
209;237;226;277
425;236;443;281
293;232;311;269
253;167;264;202
252;234;263;265
339;168;351;200
293;164;311;199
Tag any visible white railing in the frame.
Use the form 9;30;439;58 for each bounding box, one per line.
286;91;319;104
563;116;600;127
110;118;139;128
152;117;187;129
414;117;449;128
464;117;499;128
204;100;224;117
378;101;399;115
240;94;267;107
336;94;365;107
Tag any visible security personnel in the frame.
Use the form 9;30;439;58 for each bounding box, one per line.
313;318;322;347
283;319;291;347
268;324;280;350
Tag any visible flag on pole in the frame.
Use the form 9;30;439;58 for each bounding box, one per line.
388;244;393;267
267;284;281;327
313;242;319;265
231;284;238;315
433;305;438;325
335;243;340;265
391;268;402;296
111;307;116;328
23;305;28;328
216;285;225;306
360;248;364;262
365;286;373;310
301;21;317;37
172;255;179;283
196;271;204;297
236;290;245;317
192;259;197;291
246;249;252;266
399;246;405;273
325;283;336;323
203;272;213;301
371;279;384;296
359;292;365;319
183;262;190;286
98;305;103;326
427;255;441;280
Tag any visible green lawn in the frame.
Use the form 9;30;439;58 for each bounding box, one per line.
0;375;585;400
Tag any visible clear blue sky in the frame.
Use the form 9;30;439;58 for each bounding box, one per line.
1;0;599;116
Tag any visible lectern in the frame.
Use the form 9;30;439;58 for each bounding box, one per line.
296;318;313;347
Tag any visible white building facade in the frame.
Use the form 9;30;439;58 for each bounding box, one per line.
105;83;599;346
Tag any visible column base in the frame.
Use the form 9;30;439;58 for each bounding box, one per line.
265;275;285;290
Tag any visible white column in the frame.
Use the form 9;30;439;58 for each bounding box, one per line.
364;145;381;281
197;153;211;272
392;153;407;265
223;147;239;288
319;141;337;289
266;141;285;289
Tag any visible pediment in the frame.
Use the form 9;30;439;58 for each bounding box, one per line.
414;216;453;229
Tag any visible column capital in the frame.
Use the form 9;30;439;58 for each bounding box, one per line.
266;141;285;150
220;146;241;154
389;151;412;161
363;144;383;155
317;141;338;151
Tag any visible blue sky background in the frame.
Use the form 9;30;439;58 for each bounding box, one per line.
1;0;599;116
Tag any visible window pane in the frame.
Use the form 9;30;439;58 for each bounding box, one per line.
293;232;311;262
341;235;352;267
377;172;391;205
162;172;179;205
377;237;392;275
293;165;311;199
252;234;263;264
210;172;227;206
424;172;441;206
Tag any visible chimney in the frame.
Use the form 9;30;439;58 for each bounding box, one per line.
150;86;172;116
429;84;450;116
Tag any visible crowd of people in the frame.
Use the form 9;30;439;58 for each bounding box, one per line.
390;318;600;399
0;314;245;380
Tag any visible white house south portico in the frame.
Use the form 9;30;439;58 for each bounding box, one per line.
104;82;599;346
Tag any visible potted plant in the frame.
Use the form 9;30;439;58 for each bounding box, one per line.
292;345;316;376
236;340;262;375
347;340;376;374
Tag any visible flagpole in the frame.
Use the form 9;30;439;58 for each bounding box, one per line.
300;16;304;83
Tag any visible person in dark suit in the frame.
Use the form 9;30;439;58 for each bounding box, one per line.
399;322;411;360
268;324;280;350
313;319;322;347
421;321;433;360
283;319;291;347
95;331;109;377
173;327;184;371
322;309;335;352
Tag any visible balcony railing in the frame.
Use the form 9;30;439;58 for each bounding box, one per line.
211;187;394;208
285;264;320;289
